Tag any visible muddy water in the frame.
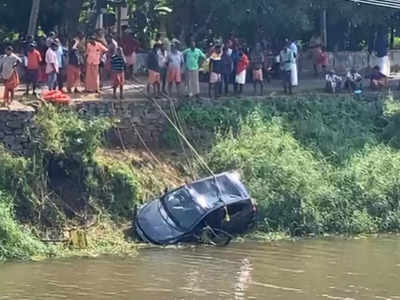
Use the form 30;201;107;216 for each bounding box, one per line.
1;237;400;300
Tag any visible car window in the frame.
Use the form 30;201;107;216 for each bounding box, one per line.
164;188;204;230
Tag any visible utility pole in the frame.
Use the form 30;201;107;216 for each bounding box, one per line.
321;8;327;48
28;0;41;36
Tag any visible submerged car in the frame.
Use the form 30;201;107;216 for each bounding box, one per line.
135;171;256;246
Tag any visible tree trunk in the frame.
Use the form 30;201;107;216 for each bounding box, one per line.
62;0;85;37
28;0;41;36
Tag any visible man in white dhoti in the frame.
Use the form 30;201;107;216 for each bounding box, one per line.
289;39;298;87
375;30;390;76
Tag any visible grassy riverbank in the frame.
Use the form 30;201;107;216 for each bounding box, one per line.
3;93;400;260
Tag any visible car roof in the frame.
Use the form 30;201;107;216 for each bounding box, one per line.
184;171;250;210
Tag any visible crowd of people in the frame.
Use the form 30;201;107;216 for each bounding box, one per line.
144;34;390;99
0;26;141;105
0;27;393;106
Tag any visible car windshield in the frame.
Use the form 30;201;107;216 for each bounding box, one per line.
163;187;205;230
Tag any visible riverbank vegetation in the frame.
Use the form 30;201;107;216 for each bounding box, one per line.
0;104;187;260
166;94;400;236
3;94;400;260
0;105;136;260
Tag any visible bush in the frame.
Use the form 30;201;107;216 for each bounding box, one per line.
0;192;47;260
208;114;333;234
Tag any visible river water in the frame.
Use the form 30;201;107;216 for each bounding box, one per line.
1;236;400;300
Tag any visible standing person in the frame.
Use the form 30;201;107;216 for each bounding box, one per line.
158;44;168;94
221;46;233;95
183;40;206;99
46;31;57;47
22;35;36;56
235;49;249;96
289;39;298;87
94;29;108;90
67;38;83;93
250;42;265;96
111;47;126;99
37;36;49;84
75;32;86;54
55;39;66;91
45;42;59;91
147;44;161;97
280;41;295;95
104;35;118;82
0;46;21;106
75;31;86;82
167;43;184;96
208;45;223;99
375;29;390;76
121;26;140;81
85;36;108;93
25;43;42;96
231;44;240;93
309;33;323;76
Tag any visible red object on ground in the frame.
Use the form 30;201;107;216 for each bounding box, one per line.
42;90;71;104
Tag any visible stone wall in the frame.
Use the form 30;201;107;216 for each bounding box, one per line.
73;98;169;148
0;106;35;155
300;50;400;75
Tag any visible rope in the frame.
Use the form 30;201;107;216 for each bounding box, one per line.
110;99;183;184
167;97;197;176
140;91;231;222
140;91;215;177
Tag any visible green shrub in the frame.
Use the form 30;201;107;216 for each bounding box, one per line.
90;159;139;218
34;105;110;162
0;192;47;260
207;114;333;234
165;95;383;165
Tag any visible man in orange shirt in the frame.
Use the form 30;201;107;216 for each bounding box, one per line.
85;36;108;93
25;43;42;96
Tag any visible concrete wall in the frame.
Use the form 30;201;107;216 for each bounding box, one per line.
73;99;169;148
0;98;171;155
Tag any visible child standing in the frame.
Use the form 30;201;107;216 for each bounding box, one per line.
0;46;22;106
111;47;126;99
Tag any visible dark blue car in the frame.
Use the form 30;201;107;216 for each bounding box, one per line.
135;171;257;245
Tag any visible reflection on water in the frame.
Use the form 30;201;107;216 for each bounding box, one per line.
1;236;400;299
